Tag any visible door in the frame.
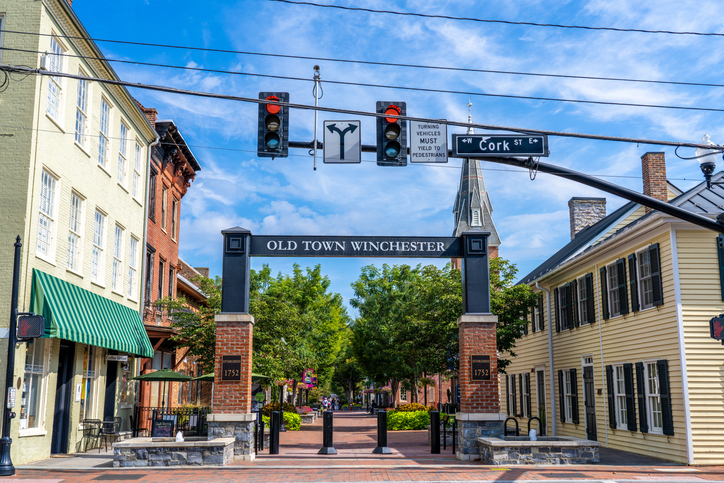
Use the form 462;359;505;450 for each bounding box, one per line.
51;342;75;454
103;360;118;421
536;370;546;435
583;366;597;441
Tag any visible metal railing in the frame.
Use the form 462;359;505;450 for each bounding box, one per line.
134;406;210;437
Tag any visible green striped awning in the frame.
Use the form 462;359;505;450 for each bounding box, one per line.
30;269;153;357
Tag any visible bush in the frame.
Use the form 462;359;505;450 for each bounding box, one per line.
262;402;297;417
395;403;435;413
341;405;349;410
260;412;301;431
387;410;430;430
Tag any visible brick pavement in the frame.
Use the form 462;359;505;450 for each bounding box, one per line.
11;411;724;481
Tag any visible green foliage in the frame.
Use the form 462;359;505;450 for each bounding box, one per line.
262;414;270;426
261;402;297;417
386;410;430;430
395;403;435;412
283;411;301;431
341;405;349;410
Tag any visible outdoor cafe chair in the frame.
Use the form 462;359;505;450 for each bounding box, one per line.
81;419;102;452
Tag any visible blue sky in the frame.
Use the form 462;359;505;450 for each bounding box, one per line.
73;0;724;315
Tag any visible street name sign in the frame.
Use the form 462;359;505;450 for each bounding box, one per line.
410;121;448;163
452;134;549;157
323;120;361;163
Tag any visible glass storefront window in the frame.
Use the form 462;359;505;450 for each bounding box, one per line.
20;341;45;430
79;346;96;423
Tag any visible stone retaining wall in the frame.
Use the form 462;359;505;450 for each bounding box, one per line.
478;436;600;465
113;438;234;467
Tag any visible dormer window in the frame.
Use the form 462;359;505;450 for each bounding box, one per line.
472;209;481;226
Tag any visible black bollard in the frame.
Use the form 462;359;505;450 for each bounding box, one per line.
259;419;265;451
443;418;447;450
270;411;280;455
430;411;440;454
318;411;337;454
372;410;392;454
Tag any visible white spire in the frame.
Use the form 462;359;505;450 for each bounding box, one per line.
467;98;474;134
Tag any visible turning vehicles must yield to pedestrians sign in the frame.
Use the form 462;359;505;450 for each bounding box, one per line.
323;120;361;164
452;134;549;157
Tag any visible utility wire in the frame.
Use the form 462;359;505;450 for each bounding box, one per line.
2;63;722;152
4;46;724;114
2;29;723;90
270;0;724;38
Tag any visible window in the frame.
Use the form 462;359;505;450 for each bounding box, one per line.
400;387;407;401
645;362;663;433
112;225;124;292
613;365;627;427
46;36;64;120
471;209;481;226
128;236;138;298
79;346;97;423
145;247;155;305
132;141;142;199
0;15;5;62
172;197;179;240
532;294;544;332
74;73;89;148
558;368;579;424
508;374;517;416
161;186;168;230
158;259;165;301
66;193;83;272
557;284;569;330
98;99;111;168
564;370;573;422
117;122;128;186
36;170;58;259
521;373;530;418
91;210;105;283
638;250;654;309
148;167;157;221
577;276;588;324
20;340;46;430
607;262;621;317
168;266;174;297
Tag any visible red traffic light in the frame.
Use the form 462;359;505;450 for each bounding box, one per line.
384;105;401;123
265;96;281;115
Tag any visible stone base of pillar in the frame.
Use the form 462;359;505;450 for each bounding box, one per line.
207;413;256;461
455;412;506;461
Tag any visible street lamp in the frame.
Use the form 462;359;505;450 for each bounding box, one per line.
695;134;719;189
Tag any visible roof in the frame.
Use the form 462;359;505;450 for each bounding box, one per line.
155;121;201;172
177;274;207;301
518;171;724;286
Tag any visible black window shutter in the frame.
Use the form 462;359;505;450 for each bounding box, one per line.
571;279;579;328
606;365;616;429
650;244;664;307
554;287;560;332
558;370;565;423
570;368;579;424
519;374;524;416
717;235;724;302
623;363;637;431
505;375;510;415
617;258;629;315
628;253;640;312
564;282;573;329
531;303;536;333
636;362;648;433
511;374;517;416
657;359;674;435
539;294;545;331
600;267;609;320
585;273;595;324
525;373;532;417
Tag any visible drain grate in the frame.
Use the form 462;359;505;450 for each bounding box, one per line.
545;473;588;479
93;475;145;481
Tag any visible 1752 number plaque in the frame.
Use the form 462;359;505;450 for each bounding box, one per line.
221;355;242;381
471;355;491;381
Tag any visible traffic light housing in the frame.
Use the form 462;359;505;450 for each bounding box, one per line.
258;92;289;158
376;101;407;166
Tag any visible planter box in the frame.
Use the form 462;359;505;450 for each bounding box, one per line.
477;436;600;465
300;414;315;424
113;438;234;467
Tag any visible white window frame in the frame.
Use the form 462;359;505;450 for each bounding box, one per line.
128;235;138;299
564;369;573;423
117;121;129;188
613;364;628;428
471;208;481;226
637;249;655;310
66;192;84;274
132;140;142;200
606;262;621;318
577;275;589;325
97;97;111;170
19;339;50;435
112;225;124;293
557;284;569;330
91;210;106;284
508;374;517;416
644;360;664;434
161;186;168;232
74;70;90;150
532;300;542;332
0;15;5;63
46;35;65;123
400;386;407;401
36;169;59;262
521;373;530;418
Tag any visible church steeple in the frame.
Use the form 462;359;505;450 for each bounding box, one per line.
452;100;501;248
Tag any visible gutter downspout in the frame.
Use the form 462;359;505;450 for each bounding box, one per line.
595;263;609;448
536;282;556;437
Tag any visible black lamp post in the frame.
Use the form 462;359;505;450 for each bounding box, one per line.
0;237;22;476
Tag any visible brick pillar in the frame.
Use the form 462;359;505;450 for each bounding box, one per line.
456;314;505;461
641;152;667;213
208;313;256;461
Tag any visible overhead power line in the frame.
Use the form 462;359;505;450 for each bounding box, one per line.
2;29;723;90
3;46;724;114
270;0;724;38
2;63;722;152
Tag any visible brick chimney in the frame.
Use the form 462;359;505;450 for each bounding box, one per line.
195;267;210;278
568;198;606;240
641;152;667;213
66;0;73;6
135;100;157;129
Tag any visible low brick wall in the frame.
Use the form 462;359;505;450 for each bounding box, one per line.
300;414;315;424
478;436;600;465
113;438;234;467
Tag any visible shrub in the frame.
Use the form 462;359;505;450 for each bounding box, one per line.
387;410;430;430
395;403;435;413
262;402;297;417
260;412;301;431
341;405;349;410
